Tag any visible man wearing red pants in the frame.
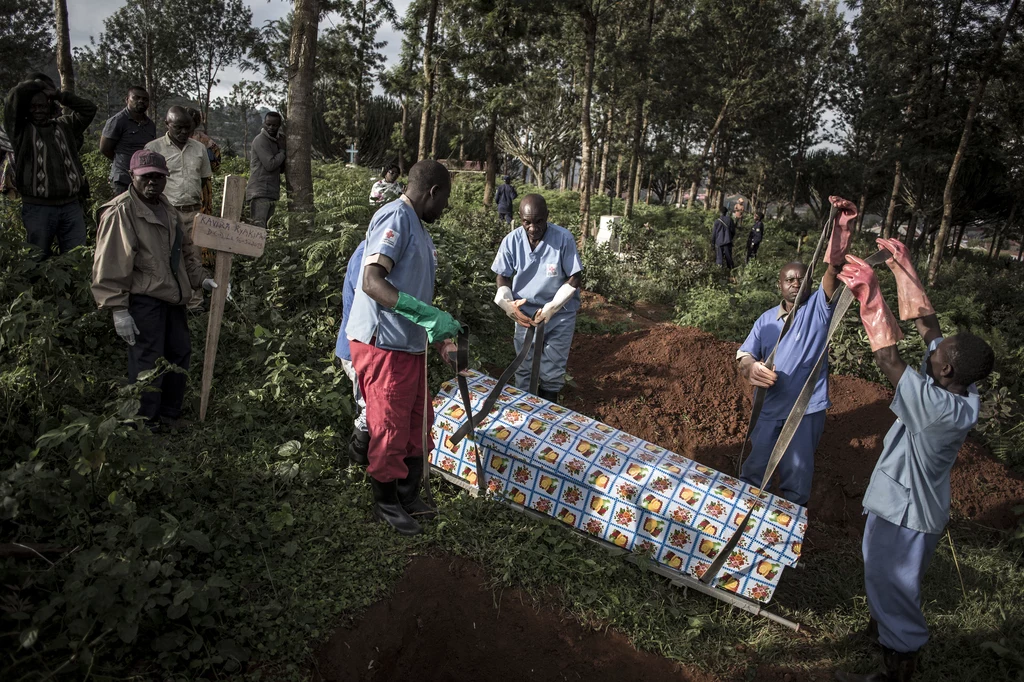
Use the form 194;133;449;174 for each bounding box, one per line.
346;160;461;536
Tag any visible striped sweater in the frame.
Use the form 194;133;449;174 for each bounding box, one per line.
3;82;96;206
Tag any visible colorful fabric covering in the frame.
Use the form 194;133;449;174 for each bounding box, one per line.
430;370;807;604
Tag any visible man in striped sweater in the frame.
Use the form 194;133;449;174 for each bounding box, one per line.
3;77;96;258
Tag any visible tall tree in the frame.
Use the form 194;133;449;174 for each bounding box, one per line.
928;0;1020;283
287;0;321;218
0;0;53;90
417;0;440;161
54;0;73;93
179;0;259;129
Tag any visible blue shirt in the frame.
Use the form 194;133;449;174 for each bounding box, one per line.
862;337;980;535
712;215;735;246
491;223;583;317
101;108;157;185
738;287;835;420
334;240;367;362
346;199;437;353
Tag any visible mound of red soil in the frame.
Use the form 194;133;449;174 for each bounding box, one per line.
564;323;1024;531
314;555;717;682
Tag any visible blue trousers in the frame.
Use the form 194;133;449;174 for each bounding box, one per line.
512;310;576;393
863;512;941;653
716;243;734;268
22;201;86;258
740;409;825;505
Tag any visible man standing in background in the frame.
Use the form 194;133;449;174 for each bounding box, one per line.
495;175;517;226
186;107;221;217
145;106;212;309
99;86;156;197
3;76;96;257
711;205;736;268
747;212;765;261
247;111;285;229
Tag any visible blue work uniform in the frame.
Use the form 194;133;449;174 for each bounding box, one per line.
346;199;437;353
737;286;835;504
335;240;367;362
491;222;583;393
495;183;517;224
335;241;368;433
862;336;979;654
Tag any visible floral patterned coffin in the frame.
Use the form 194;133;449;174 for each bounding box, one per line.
429;370;807;604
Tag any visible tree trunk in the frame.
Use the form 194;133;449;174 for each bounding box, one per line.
560;158;570;191
483;110;497;207
645;169;652;205
615;154;622;198
398;97;408;173
990;200;1017;259
882;156;903;239
285;0;320;220
54;0;74;94
598;109;611;198
633;157;642;205
577;11;598;244
952;220;967;257
417;0;439;162
430;100;441;159
687;93;732;210
928;0;1019;284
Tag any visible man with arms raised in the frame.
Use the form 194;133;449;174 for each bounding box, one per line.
834;239;993;682
346;160;461;536
735;196;856;505
492;194;582;404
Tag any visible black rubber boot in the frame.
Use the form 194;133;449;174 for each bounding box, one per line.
398;457;437;520
348;428;370;466
834;646;917;682
370;478;422;536
538;388;559;404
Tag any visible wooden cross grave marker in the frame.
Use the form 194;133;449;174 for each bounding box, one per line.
191;175;267;421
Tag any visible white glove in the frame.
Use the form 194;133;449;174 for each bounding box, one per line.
203;279;232;300
113;309;140;346
494;285;532;326
536;283;578;324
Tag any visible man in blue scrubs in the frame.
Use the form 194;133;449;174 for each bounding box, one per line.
347;160;461;536
835;238;993;682
492;194;582;403
335;240;368;465
736;196;856;505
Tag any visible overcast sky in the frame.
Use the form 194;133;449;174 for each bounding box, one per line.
68;0;413;101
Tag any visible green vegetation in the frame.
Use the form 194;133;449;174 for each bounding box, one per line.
2;163;1022;680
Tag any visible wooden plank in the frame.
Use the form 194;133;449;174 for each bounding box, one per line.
199;175;247;422
191;213;267;257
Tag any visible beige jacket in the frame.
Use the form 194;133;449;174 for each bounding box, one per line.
92;188;205;310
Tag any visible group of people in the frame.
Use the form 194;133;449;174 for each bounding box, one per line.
5;75;994;682
737;195;993;682
335;160;583;536
3;76;289;428
712;204;765;268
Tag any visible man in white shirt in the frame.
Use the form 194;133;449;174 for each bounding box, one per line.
145;106;212;308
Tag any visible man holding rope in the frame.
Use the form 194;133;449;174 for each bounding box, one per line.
492;194;582;404
346;160;461;536
834;239;993;682
735;196;856;505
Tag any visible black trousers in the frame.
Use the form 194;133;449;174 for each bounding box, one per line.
747;241;761;260
716;243;734;268
128;294;191;421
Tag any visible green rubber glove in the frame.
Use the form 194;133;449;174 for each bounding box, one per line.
393;291;462;343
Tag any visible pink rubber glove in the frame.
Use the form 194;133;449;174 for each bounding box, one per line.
838;254;903;351
875;237;934;320
824;195;858;265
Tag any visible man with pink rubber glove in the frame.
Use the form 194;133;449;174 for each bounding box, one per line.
834;238;994;682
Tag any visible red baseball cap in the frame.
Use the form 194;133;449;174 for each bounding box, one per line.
130;149;169;176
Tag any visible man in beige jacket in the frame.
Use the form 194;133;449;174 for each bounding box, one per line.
92;149;217;429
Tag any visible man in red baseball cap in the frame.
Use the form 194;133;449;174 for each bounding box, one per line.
91;149;218;430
